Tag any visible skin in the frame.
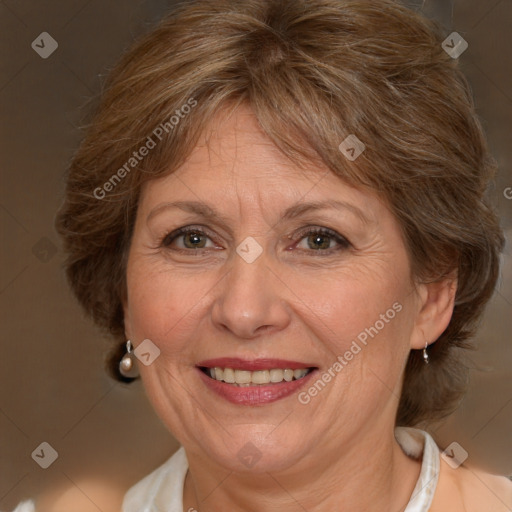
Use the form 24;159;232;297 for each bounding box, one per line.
124;103;457;511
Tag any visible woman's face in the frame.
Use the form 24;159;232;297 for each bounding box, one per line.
124;104;429;473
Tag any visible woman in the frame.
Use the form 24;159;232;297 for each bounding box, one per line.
51;0;511;510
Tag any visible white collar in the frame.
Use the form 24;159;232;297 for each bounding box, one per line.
398;427;440;512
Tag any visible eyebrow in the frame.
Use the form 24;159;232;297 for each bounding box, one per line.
146;199;370;226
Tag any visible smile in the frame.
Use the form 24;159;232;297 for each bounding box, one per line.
196;358;318;405
200;367;313;385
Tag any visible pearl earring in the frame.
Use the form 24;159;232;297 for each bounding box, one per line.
423;341;430;364
119;340;139;378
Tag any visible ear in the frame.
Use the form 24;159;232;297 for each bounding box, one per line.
409;274;457;350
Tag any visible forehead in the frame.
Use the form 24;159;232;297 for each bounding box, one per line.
150;105;349;194
176;103;318;182
139;103;386;227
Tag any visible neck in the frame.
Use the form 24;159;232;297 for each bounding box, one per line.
183;425;422;512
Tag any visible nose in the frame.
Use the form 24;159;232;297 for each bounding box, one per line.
211;250;291;339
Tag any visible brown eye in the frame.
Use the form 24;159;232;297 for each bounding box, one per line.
306;233;332;250
295;228;350;253
182;231;207;249
161;227;215;250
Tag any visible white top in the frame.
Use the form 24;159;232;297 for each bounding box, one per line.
122;427;440;512
7;503;35;512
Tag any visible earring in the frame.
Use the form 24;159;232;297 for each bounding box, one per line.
119;340;139;378
423;341;430;364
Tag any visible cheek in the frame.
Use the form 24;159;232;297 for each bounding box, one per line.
299;269;408;341
291;264;414;384
125;262;217;354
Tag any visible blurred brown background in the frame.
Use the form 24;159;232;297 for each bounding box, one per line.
1;0;511;511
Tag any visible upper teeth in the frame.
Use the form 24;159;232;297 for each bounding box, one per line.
208;367;310;385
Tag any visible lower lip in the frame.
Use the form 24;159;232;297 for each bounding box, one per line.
197;368;317;406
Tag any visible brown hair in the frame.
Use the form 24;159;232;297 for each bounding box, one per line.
55;0;504;426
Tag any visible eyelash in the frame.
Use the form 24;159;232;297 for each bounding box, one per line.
159;225;351;255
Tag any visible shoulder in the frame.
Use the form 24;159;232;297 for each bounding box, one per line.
432;457;512;512
122;446;188;512
457;465;512;511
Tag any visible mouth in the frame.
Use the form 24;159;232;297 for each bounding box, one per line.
199;366;314;386
196;358;318;405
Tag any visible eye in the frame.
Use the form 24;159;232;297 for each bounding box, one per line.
161;226;218;250
294;227;350;253
159;225;349;254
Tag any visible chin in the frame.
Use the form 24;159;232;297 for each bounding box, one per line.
199;427;310;474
